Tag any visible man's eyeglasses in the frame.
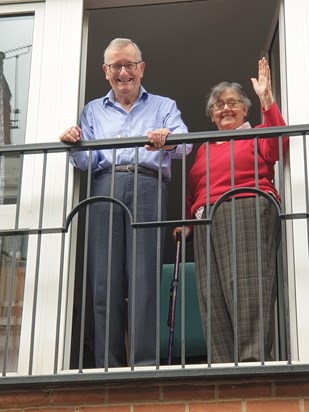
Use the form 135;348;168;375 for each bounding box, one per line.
106;61;142;74
212;99;243;111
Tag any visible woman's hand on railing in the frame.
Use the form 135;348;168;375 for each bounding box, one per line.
59;125;82;143
172;226;193;242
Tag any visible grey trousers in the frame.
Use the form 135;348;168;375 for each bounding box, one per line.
194;196;281;363
88;171;168;367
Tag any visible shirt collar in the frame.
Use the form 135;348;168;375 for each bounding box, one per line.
210;121;252;145
237;121;251;130
103;86;149;107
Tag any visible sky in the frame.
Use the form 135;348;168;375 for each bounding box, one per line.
0;15;33;145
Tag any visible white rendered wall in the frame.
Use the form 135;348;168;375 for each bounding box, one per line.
283;0;309;362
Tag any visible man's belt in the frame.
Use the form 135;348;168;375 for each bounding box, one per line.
95;164;158;179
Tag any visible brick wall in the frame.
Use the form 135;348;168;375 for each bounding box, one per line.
1;375;309;411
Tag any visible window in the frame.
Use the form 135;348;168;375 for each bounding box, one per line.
0;14;33;206
0;13;33;373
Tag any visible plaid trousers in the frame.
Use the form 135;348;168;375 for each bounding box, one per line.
194;196;281;363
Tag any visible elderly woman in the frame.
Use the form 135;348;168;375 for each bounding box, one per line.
176;58;289;363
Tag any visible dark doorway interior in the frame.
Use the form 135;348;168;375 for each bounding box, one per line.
83;0;279;263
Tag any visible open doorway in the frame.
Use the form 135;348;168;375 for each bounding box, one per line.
70;0;282;368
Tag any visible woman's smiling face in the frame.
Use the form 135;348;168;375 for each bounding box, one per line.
210;89;248;130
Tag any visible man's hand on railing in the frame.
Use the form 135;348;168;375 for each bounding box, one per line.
145;128;176;151
59;125;82;143
172;226;193;242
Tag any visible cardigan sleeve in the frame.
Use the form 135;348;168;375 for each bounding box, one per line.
256;102;289;163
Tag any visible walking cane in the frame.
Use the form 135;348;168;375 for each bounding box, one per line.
167;231;181;365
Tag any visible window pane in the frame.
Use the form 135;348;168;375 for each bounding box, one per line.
0;14;33;372
0;235;28;372
0;14;33;205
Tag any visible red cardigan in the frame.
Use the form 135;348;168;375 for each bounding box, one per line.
186;102;289;219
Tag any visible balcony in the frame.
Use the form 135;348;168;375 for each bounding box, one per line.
0;124;308;389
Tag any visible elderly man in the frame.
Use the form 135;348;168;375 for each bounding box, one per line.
60;38;191;367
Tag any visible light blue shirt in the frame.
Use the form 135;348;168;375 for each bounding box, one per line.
70;86;191;182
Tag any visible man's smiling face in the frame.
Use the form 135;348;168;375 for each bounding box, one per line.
102;44;145;102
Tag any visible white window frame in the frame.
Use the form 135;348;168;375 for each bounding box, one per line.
259;0;309;364
0;0;84;376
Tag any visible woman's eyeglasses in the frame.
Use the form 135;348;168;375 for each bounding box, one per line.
212;99;243;111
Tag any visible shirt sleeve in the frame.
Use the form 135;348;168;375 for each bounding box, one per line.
69;105;101;171
162;99;192;158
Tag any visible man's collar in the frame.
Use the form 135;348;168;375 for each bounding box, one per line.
103;86;148;106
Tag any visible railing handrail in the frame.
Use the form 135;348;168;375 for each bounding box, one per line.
0;124;308;155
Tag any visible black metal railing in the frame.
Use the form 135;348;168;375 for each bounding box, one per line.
0;124;308;386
